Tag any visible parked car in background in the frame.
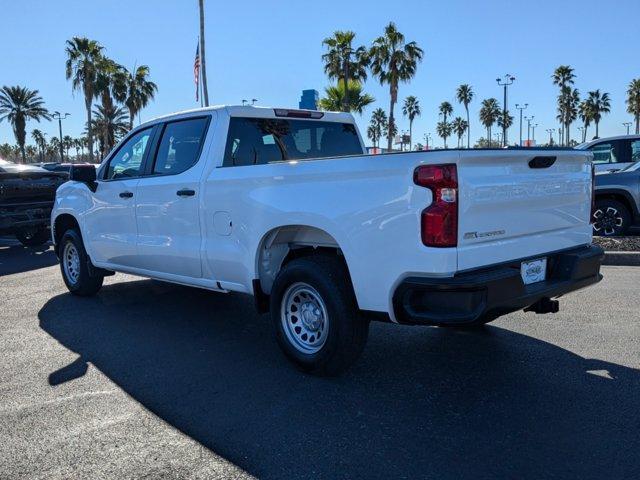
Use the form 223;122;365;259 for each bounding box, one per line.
0;159;65;246
576;135;640;173
593;161;640;236
51;106;603;375
36;162;98;178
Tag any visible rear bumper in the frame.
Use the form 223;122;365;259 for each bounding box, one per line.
0;203;52;234
392;245;604;325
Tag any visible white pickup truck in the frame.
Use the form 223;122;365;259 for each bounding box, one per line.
52;106;604;375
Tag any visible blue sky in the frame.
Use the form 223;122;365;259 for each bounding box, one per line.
1;0;638;148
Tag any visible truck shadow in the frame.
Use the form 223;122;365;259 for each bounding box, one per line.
0;239;57;276
38;279;640;479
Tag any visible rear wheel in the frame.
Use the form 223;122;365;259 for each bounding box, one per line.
59;228;103;296
592;199;630;236
270;255;369;376
15;226;49;247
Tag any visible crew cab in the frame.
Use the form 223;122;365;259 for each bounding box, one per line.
52;106;604;375
1;159;65;246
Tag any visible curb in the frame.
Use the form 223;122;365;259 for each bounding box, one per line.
602;251;640;267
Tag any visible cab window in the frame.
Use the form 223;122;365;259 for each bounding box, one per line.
152;117;209;175
223;117;362;167
104;128;152;179
629;140;640;163
589;142;618;164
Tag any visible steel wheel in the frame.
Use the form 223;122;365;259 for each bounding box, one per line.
593;206;624;236
280;282;329;355
62;241;81;285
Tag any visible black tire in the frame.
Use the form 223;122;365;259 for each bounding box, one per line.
270;254;369;376
592;199;630;237
59;228;103;296
15;226;49;247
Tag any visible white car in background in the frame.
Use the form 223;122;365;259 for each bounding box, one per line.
576;135;640;172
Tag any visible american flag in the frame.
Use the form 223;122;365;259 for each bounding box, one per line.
194;42;201;102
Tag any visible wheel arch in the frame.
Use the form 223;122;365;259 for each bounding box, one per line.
254;224;354;304
595;189;639;220
52;213;81;256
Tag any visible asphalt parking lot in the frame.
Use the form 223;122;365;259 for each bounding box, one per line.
1;239;639;479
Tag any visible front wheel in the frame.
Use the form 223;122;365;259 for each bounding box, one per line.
270;255;369;376
592;199;630;237
59;228;103;296
15;226;49;246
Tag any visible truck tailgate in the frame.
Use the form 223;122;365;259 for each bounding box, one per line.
456;150;593;271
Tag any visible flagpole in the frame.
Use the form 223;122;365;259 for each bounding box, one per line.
198;36;203;108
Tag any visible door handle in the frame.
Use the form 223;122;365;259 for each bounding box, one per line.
119;191;133;198
176;188;196;197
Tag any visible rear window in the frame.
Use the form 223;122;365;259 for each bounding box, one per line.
223;117;362;167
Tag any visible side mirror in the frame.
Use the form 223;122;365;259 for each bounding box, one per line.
70;164;97;192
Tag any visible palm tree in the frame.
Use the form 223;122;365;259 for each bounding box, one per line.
322;31;369;112
497;110;514;141
436;120;452;149
31;129;47;161
626;78;640;135
49;137;61;161
479;98;500;147
552;65;576;145
92;104;129;158
115;65;158;129
451;117;468;148
95;56;126;112
368;108;388;149
62;135;74;159
25;145;38;162
578;100;593;142
402;96;420;149
66;37;103;162
0;86;51;162
439;101;453;124
318;80;374;114
370;22;424;151
456;84;474;148
585;90;611;139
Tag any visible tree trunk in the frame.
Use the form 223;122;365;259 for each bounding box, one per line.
387;85;396;152
85;95;94;162
199;0;210;106
566;122;570;146
595;121;599;138
636;114;639;135
342;61;350;113
409;120;413;150
465;105;470;148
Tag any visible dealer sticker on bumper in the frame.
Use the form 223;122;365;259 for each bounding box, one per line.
521;258;547;285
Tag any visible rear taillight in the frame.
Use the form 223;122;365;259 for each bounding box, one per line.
590;164;596;223
414;164;458;247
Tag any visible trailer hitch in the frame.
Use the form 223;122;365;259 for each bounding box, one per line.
524;297;560;314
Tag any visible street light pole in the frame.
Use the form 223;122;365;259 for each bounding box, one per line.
623;122;632;135
515;103;528;147
424;133;431;150
531;124;538;145
524;115;534;146
577;126;585;143
546;128;555;145
496;74;516;147
558;128;562;145
52;111;70;162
